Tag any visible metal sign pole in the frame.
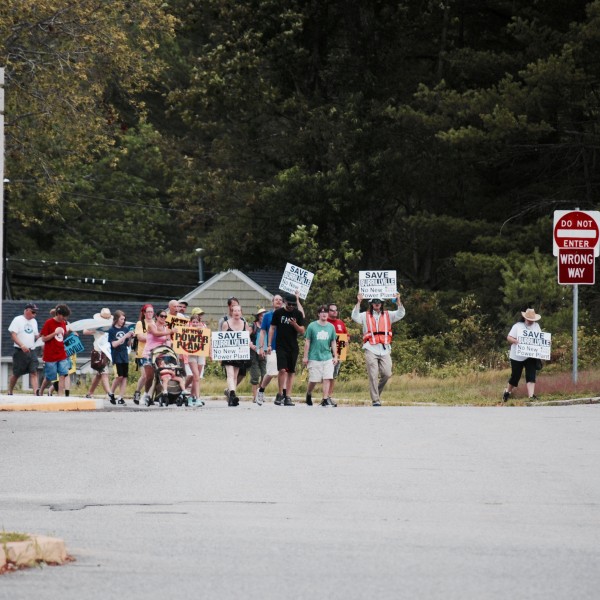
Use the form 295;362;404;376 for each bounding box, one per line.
573;283;578;384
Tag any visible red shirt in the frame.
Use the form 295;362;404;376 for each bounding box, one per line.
327;317;348;336
41;318;68;362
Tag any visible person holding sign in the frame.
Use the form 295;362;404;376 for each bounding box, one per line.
38;304;72;397
303;305;338;407
185;312;206;405
222;305;252;406
503;308;543;402
351;293;405;406
268;293;305;406
141;309;175;406
327;302;348;397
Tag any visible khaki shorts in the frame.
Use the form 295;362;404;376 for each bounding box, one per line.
307;359;334;383
266;352;278;377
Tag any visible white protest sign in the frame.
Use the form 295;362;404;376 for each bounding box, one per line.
279;263;314;299
516;331;551;360
211;330;250;361
358;270;397;299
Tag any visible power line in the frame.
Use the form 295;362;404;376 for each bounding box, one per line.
9;271;194;289
8;282;174;300
6;257;198;273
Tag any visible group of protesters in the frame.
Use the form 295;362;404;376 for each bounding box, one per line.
7;291;414;407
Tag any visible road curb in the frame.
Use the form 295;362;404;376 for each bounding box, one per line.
0;394;104;412
1;535;69;571
526;397;600;406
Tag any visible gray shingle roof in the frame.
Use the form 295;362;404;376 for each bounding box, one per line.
1;300;154;358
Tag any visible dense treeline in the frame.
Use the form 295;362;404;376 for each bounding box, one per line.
3;0;600;364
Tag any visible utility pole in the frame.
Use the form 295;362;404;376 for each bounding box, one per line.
0;67;5;364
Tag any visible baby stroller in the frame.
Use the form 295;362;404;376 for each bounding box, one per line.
149;345;190;407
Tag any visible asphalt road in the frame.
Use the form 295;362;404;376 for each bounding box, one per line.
1;402;599;599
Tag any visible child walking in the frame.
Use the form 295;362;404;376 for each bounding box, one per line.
108;310;135;405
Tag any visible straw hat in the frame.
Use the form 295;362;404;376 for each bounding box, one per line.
254;308;267;317
191;307;205;316
521;308;541;321
94;307;113;321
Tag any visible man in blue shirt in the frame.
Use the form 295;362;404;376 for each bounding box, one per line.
255;294;283;405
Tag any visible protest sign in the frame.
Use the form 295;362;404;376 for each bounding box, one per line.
173;327;211;357
166;314;189;329
64;333;84;357
336;333;348;362
211;330;250;361
516;331;551;360
358;270;397;299
279;263;314;299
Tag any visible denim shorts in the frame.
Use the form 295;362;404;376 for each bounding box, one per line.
44;358;71;381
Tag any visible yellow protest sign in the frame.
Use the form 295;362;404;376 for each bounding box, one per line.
173;327;211;357
166;314;189;329
336;333;348;361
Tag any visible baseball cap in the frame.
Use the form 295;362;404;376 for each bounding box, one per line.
25;303;38;311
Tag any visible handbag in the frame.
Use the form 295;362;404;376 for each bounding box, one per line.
90;349;109;371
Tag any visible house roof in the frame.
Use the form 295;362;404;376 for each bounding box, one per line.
1;300;150;358
246;270;284;295
178;269;280;324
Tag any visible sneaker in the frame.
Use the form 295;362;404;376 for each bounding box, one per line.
325;397;337;407
502;390;511;402
284;396;295;406
85;394;92;399
142;392;151;406
274;393;283;406
529;395;539;400
108;393;116;405
133;391;141;405
372;400;381;407
256;390;264;406
117;398;126;405
305;393;313;406
35;388;41;397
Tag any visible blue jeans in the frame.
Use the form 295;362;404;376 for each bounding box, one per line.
44;358;71;381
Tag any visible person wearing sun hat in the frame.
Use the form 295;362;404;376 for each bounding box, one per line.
503;307;543;402
351;292;405;406
83;308;113;400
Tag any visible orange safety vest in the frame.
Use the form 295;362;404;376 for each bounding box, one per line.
363;311;392;345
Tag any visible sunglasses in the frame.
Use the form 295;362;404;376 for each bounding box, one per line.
158;314;167;318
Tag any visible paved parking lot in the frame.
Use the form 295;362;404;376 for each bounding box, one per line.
1;402;599;599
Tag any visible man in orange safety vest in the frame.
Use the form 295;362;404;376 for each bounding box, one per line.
351;292;404;406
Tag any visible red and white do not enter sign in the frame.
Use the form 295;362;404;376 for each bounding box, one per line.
553;210;600;257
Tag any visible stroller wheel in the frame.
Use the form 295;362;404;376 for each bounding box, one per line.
176;394;184;407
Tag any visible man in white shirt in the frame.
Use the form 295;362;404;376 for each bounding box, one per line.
351;293;404;406
8;303;40;395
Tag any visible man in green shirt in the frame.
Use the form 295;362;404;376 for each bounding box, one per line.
302;305;338;407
